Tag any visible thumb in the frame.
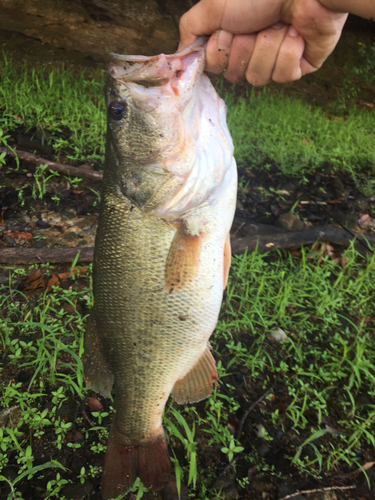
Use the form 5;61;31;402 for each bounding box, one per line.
179;0;226;50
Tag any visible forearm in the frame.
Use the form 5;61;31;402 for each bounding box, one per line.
319;0;375;19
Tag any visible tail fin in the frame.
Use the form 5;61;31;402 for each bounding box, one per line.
101;427;171;499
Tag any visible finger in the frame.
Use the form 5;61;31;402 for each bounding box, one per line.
245;23;289;86
301;16;348;73
177;34;197;52
299;56;318;76
205;30;234;74
179;0;227;50
272;25;305;82
289;1;348;73
223;34;257;83
179;0;281;50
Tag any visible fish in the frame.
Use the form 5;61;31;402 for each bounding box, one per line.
82;37;237;499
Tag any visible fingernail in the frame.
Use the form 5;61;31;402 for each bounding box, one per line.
217;30;233;51
271;22;284;30
288;25;299;37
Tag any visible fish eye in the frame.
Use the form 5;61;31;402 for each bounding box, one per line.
109;101;127;121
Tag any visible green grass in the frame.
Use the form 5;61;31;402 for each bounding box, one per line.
1;54;375;498
224;87;375;194
217;245;375;472
0;247;374;498
0;55;106;164
1;55;375;194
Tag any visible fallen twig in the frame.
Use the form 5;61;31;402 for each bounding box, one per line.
334;461;375;480
1;149;374;253
278;485;356;500
81;409;94;427
0;147;103;182
236;374;280;441
2;148;374;255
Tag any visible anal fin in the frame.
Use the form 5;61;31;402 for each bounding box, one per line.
223;232;231;290
172;346;218;404
165;224;202;294
83;312;114;398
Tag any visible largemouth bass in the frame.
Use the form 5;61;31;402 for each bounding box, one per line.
83;37;237;499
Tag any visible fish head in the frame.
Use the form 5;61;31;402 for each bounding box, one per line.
104;38;234;217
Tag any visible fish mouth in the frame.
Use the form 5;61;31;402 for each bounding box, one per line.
107;37;207;90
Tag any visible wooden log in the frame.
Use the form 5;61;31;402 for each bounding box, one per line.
0;247;94;264
0;226;373;264
231;226;375;254
0;147;103;182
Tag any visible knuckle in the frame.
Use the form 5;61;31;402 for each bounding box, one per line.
234;34;256;53
272;74;288;84
278;46;299;64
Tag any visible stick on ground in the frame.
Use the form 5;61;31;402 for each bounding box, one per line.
0;147;103;182
279;485;356;500
0;247;94;265
236;374;280;441
231;226;375;255
0;225;374;264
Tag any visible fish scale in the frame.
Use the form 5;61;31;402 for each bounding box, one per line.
83;37;237;498
94;184;222;436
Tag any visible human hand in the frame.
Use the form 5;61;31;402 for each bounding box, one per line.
179;0;348;85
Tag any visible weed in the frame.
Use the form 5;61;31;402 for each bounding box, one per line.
221;435;244;462
2;56;375;195
0;460;65;500
0;128;11;166
0;57;106;164
164;407;198;488
353;41;375;84
45;472;70;499
32;164;60;199
0;245;374;494
223;86;375;194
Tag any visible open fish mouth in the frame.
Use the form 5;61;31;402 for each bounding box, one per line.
107;36;207;92
104;36;234;219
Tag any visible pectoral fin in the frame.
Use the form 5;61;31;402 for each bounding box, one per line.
172;345;218;404
223;233;231;290
83;313;114;398
165;224;202;294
